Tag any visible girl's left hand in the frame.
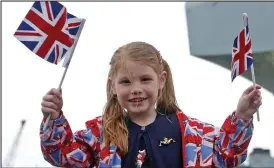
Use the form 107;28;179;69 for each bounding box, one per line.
235;85;262;120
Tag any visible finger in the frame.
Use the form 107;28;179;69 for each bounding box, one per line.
43;95;61;103
254;96;262;105
253;101;262;109
47;88;62;98
41;101;59;110
52;88;62;98
257;96;262;102
246;89;257;99
256;90;261;97
47;88;57;95
51;96;61;105
45;92;62;101
41;106;57;114
243;85;262;95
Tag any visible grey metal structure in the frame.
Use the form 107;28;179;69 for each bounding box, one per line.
3;120;26;167
185;2;274;94
237;148;274;168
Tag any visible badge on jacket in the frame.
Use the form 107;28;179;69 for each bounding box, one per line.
159;137;176;146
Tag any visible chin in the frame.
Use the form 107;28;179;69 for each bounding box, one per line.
126;107;149;114
125;103;154;114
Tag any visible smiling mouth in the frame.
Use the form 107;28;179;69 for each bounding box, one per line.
128;97;148;103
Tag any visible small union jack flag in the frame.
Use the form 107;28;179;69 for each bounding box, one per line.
231;24;253;81
14;1;82;65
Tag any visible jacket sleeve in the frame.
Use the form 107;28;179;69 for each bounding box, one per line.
212;112;254;168
40;112;101;168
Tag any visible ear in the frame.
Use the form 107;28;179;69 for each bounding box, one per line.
159;71;167;90
108;77;117;95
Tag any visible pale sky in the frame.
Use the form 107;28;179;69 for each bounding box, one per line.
3;2;274;167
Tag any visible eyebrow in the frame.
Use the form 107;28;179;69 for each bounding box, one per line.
118;76;129;80
117;74;152;80
140;74;153;78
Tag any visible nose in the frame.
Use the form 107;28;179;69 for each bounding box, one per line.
131;87;142;95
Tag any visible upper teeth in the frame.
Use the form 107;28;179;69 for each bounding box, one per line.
130;98;145;102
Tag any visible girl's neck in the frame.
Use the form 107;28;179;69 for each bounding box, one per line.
128;108;157;127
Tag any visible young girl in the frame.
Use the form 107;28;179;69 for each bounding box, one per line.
40;41;262;168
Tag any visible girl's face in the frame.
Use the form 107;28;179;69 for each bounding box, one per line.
112;60;166;115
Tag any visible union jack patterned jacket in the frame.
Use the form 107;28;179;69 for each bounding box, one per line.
40;111;253;168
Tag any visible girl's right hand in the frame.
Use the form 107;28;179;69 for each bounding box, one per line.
41;88;63;120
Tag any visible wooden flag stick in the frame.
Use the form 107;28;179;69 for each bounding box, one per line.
242;13;260;122
43;19;86;130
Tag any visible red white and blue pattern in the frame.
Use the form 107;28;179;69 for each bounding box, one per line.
66;13;82;40
14;1;82;65
40;111;253;168
136;150;146;167
231;24;253;81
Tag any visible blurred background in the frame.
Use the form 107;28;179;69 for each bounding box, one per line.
2;2;274;167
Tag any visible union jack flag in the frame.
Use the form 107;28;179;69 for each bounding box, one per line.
231;24;253;81
14;1;82;65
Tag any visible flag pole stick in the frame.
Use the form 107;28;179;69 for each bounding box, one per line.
43;19;86;130
242;13;260;122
